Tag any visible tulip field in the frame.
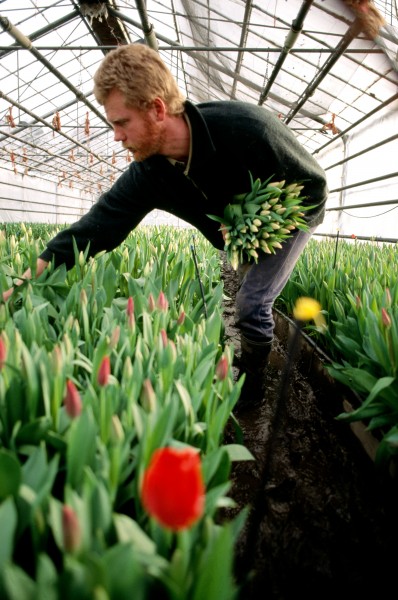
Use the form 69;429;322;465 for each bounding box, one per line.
0;223;250;600
0;222;396;599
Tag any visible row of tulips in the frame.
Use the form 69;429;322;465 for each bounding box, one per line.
277;237;398;467
0;224;251;600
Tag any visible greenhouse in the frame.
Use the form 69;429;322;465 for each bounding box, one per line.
0;1;397;599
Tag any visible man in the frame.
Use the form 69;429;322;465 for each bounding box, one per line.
3;43;328;405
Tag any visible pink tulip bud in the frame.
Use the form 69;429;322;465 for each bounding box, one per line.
109;326;120;350
356;295;361;309
126;297;135;330
64;380;82;418
110;414;124;443
0;335;7;370
148;293;156;312
156;291;169;312
385;288;391;306
52;345;63;374
140;378;156;412
80;288;88;306
215;355;229;381
177;310;185;326
98;355;111;386
160;329;168;348
127;296;134;317
62;505;81;553
381;308;391;328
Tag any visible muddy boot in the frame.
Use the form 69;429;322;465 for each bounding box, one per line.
236;336;273;410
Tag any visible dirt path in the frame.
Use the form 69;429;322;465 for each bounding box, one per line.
220;254;398;599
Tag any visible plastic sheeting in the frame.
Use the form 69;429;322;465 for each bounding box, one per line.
0;0;397;237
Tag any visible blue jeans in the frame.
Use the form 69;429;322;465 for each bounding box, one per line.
236;227;315;344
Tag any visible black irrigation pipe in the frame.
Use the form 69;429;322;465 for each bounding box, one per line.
313;232;398;243
236;315;306;581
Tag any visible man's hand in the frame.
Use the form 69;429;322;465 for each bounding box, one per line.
1;258;49;302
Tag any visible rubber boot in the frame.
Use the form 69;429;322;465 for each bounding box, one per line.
236;336;273;410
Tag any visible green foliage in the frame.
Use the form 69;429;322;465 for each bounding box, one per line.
277;237;398;466
0;223;248;599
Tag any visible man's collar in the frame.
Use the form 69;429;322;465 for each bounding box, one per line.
183;100;217;166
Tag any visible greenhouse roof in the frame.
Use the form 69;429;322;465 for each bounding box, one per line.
0;0;397;196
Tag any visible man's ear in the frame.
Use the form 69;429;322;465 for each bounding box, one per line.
152;97;167;121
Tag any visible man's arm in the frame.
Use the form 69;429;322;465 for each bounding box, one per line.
2;257;49;302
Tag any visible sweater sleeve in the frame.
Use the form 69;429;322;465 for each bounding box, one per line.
40;165;153;269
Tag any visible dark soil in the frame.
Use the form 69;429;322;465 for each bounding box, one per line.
220;254;398;600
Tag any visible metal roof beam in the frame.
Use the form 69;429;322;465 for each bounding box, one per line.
259;0;315;106
0;15;108;125
284;18;363;124
0;10;79;59
230;0;253;99
134;0;159;50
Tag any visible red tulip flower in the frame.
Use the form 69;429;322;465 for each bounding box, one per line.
141;447;205;531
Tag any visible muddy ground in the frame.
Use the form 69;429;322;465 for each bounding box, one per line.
219;255;398;600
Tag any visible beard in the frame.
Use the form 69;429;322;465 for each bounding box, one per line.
124;115;166;162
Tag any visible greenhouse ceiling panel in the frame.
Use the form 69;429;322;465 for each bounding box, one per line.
0;0;397;195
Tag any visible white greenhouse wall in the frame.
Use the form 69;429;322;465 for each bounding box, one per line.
0;168;191;228
316;104;398;241
0;169;93;224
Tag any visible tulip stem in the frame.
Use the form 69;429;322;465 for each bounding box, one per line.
333;229;340;269
191;236;208;319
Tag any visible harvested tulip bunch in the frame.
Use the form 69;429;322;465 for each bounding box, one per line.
208;174;315;270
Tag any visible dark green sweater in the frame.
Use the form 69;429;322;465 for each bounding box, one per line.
40;100;328;268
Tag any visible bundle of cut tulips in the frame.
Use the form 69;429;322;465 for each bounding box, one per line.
208;173;315;270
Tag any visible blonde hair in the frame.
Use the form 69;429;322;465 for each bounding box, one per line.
93;44;186;115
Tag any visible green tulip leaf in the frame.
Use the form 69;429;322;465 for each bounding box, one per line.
0;450;21;500
0;497;17;568
223;443;255;462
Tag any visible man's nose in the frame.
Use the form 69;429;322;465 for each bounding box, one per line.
114;128;126;142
